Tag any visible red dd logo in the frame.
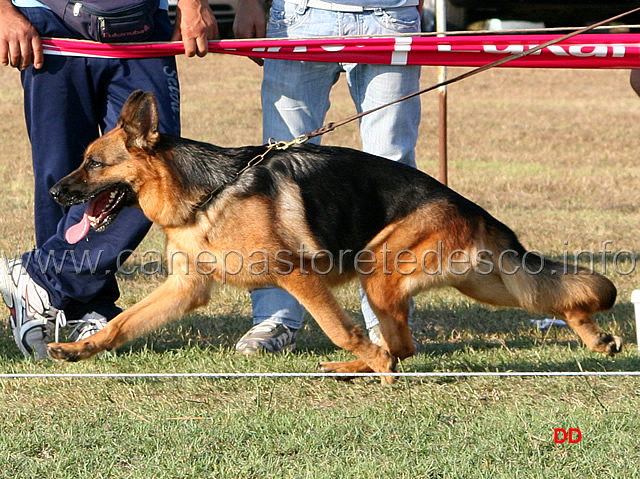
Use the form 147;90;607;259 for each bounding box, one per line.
554;428;582;443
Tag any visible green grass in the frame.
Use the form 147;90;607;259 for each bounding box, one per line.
1;56;640;477
3;365;640;478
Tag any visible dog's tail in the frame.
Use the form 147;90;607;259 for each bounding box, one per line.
488;228;616;317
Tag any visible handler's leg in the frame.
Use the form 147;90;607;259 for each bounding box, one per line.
236;2;343;354
346;6;422;340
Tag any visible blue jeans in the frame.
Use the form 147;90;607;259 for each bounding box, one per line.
251;0;421;331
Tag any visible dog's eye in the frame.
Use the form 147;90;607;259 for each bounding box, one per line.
87;159;104;169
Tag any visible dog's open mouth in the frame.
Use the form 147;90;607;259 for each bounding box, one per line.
65;186;130;244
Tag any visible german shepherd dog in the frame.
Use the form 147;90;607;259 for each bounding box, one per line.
48;90;622;382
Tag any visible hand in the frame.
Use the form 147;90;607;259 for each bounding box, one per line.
0;1;43;70
233;0;267;66
172;0;218;57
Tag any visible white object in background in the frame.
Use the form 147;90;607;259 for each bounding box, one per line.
531;318;567;330
486;18;546;31
631;290;640;351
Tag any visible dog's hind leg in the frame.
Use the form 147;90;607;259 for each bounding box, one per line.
362;275;415;360
47;274;213;361
561;309;622;356
455;266;622;356
278;274;396;384
316;273;415;383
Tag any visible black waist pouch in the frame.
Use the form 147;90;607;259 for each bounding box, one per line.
39;0;160;42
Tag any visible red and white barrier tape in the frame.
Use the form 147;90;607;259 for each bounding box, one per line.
42;33;640;69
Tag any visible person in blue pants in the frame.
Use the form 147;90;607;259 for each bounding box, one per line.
0;0;217;358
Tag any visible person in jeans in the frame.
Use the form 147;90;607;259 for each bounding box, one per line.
0;0;216;358
233;0;425;353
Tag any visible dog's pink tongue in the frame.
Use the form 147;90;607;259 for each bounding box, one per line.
65;212;91;244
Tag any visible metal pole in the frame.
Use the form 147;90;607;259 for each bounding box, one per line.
435;0;448;185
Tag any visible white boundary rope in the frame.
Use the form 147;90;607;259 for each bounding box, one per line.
1;371;640;379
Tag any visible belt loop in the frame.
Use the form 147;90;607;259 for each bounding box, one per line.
373;7;383;15
296;0;308;14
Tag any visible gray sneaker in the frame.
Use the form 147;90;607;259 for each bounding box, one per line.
67;311;108;342
235;319;297;355
0;258;61;359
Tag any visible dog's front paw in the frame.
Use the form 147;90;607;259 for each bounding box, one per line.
47;341;97;362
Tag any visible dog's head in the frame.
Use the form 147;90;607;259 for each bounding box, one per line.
50;90;161;244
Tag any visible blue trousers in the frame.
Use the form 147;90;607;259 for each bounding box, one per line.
18;7;181;320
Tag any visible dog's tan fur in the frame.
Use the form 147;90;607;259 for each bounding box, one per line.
47;91;622;383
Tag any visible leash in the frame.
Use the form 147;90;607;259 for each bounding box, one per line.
299;5;640;142
196;137;307;209
195;6;640;210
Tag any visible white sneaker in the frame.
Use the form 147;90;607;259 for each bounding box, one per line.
67;311;108;342
0;258;61;359
235;319;298;355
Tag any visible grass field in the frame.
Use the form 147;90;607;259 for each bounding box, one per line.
1;54;640;478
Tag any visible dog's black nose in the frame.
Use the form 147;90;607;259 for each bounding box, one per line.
49;183;63;201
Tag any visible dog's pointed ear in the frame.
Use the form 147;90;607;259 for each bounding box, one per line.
118;90;160;151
